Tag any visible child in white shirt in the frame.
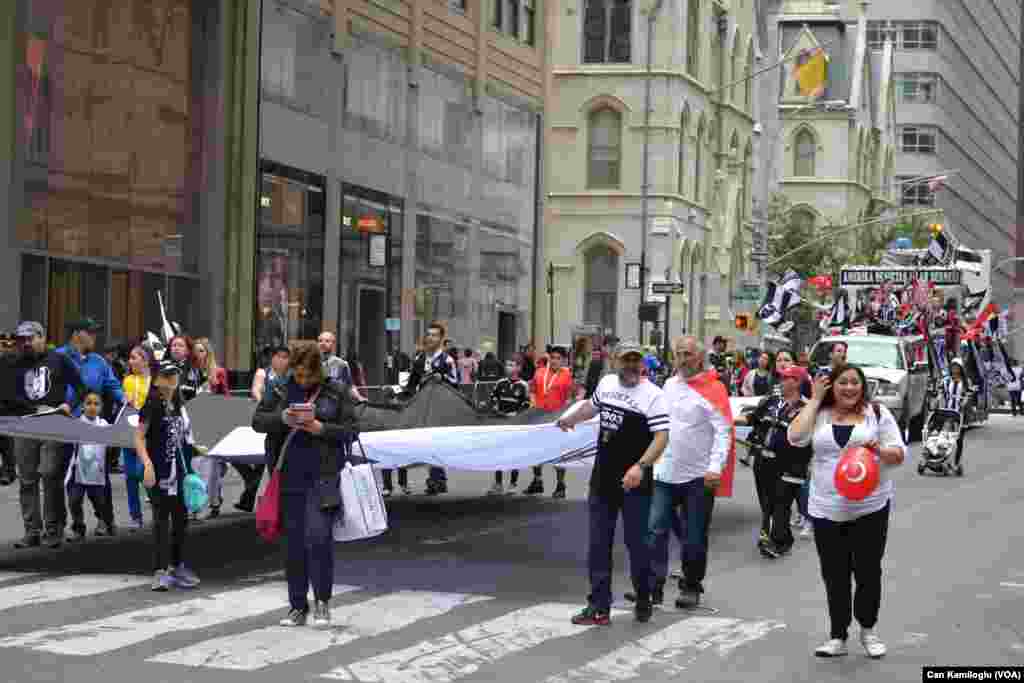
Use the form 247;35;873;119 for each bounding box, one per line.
66;392;115;540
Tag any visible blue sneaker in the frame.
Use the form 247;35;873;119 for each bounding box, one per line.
152;570;174;592
170;564;200;589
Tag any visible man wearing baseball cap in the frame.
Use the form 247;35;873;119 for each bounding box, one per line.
557;340;669;625
0;321;86;548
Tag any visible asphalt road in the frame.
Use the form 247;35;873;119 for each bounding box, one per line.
0;416;1021;683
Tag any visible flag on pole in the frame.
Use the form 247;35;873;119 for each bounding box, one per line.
927;175;948;192
793;47;828;98
926;229;951;264
820;289;850;331
758;270;803;327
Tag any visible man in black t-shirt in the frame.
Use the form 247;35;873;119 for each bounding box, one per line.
556;341;669;625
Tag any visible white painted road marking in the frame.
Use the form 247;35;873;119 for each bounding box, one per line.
0;572;41;585
322;603;596;682
542;617;785;682
149;590;493;670
0;583;359;656
1000;582;1024;588
0;574;149;613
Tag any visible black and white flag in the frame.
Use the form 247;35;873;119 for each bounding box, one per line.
758;270;803;327
820;289;851;331
926;230;952;264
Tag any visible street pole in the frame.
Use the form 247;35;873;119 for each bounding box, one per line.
663;295;671;362
547;262;555;347
1017;4;1024;319
639;0;666;343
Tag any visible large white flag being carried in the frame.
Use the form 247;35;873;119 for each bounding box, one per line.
758;269;803;327
820;288;851;331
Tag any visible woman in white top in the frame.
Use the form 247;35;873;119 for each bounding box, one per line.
788;364;906;660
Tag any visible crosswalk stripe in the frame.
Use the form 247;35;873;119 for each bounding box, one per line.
321;603;596;682
148;590;493;671
0;582;359;656
0;574;149;613
542;616;786;682
0;572;41;585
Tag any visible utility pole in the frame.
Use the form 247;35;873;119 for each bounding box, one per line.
639;0;667;343
547;262;555;347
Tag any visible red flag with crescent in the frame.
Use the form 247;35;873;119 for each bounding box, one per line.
685;368;736;498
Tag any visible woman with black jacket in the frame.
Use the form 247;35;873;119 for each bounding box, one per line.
252;343;359;629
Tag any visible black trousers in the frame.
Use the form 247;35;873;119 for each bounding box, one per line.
770;479;803;551
233;463;266;508
1010;391;1022;416
812;503;890;641
531;466;566;481
753;453;779;537
494;470;520;486
381;468;408;490
67;482;111;531
0;436;16;477
677;486;715;587
151;486;188;572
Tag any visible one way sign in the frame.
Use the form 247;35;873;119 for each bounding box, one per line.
651;282;685;296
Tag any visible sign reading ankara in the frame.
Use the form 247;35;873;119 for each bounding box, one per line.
839;268;962;287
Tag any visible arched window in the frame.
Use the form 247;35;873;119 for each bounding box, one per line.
678;107;690;197
744;43;753;111
695;117;705;202
587;108;622;188
686;0;700;78
584;244;619;335
741;141;752;219
793;128;815;176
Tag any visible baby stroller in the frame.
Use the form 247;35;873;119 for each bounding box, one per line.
918;408;964;477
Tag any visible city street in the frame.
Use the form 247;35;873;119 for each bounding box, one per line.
0;416;1021;682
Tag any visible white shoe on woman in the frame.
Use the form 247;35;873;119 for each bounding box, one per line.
860;628;886;658
814;638;848;657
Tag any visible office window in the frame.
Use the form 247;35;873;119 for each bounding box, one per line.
587;108;621;188
897;175;934;207
584;245;618;335
896;73;938;104
444;101;472;166
867;20;938;50
793;128;815;176
449;0;467;13
524;0;535;45
899;125;936;154
583;0;632;63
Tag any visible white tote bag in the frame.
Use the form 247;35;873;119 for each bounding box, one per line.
333;462;389;542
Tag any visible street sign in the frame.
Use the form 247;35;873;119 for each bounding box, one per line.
651;282;685;295
625;263;641;290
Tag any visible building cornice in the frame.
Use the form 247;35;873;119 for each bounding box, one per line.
550;66;708;92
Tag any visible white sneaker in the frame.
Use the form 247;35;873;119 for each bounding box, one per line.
800;519;813;539
790;510;801;527
507;482;518;495
814;638;848;657
860;628;886;658
487;483;504;496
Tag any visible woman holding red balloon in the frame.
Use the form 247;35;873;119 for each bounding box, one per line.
788;364;906;660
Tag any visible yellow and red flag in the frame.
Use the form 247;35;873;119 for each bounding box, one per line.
793;46;828;98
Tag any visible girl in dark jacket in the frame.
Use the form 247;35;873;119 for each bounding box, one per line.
253;344;358;628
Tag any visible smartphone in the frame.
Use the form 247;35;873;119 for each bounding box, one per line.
289;403;314;423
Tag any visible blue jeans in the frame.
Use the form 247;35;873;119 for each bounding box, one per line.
282;489;339;611
122;449;143;522
587;490;652;611
648;479;709;589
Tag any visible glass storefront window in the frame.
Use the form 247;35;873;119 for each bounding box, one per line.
256;164;326;353
340;186;403;385
415;208;530;359
46;260;108;349
16;0;200;273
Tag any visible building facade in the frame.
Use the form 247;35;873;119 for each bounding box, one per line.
1;0;261;369
868;0;1019;305
542;0;761;352
754;0;898;258
258;0;545;384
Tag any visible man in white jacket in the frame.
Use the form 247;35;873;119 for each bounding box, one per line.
647;335;731;609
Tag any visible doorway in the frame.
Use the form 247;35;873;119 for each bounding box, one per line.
358;287;386;386
498;312;517;363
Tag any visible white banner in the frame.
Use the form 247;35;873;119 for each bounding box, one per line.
209;419;600;471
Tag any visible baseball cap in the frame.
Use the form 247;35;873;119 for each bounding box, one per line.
615;340;644;358
66;316;102;334
156;359;181;376
14;321;44;338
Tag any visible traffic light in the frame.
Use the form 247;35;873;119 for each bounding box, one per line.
928;222;944;236
735;313;751;330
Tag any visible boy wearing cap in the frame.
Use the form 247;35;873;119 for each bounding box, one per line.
557;340;669;625
0;321;86;548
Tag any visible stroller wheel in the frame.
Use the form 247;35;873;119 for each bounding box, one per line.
954;464;964;477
